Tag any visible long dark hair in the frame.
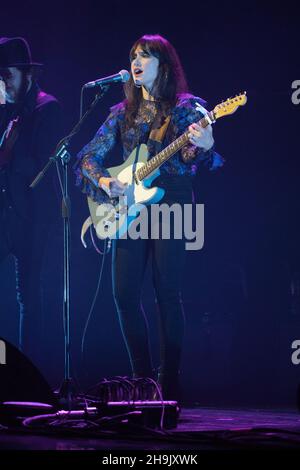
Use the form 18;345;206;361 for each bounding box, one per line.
123;34;189;127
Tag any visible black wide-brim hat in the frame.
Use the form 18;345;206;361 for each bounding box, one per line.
0;37;43;68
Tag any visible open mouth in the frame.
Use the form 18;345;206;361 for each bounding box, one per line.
134;68;143;76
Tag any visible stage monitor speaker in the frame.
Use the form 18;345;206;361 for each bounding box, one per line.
0;337;56;406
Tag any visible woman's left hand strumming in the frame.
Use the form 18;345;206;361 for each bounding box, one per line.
188;123;214;151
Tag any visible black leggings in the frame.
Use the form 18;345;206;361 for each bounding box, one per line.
112;176;193;381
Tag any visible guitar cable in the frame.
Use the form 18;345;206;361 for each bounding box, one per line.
80;236;109;357
90;225;112;254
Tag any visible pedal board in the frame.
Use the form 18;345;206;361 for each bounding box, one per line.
96;400;179;429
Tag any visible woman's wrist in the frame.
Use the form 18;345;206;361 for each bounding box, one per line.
99;177;110;190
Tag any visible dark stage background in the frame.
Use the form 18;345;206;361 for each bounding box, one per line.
0;0;299;407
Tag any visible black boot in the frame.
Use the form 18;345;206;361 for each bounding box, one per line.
157;371;182;404
156;371;182;428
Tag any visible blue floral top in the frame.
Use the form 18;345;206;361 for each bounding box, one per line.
74;94;224;203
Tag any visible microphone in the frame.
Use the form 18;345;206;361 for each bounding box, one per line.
83;69;130;88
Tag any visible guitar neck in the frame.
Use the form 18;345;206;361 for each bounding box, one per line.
136;110;215;181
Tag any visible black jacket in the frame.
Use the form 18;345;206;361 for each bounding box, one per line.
0;81;62;223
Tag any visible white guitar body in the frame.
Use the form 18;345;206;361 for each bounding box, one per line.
87;144;165;240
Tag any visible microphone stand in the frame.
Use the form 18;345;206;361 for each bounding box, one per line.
30;84;110;409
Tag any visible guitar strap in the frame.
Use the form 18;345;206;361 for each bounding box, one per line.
148;114;171;150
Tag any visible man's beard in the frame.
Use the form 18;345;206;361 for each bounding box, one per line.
6;73;30;104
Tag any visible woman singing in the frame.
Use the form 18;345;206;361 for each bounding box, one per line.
75;34;223;403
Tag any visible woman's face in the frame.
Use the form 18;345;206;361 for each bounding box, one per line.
131;45;159;92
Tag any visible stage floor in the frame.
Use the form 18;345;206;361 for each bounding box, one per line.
1;406;300;452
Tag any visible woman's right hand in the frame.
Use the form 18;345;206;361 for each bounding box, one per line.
99;177;127;198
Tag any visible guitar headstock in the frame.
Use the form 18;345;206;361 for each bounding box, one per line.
213;92;247;119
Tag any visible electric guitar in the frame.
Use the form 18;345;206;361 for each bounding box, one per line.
81;93;247;244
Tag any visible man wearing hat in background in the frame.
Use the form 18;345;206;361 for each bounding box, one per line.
0;37;62;366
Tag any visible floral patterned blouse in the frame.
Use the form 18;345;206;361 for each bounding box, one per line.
74;94;224;203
